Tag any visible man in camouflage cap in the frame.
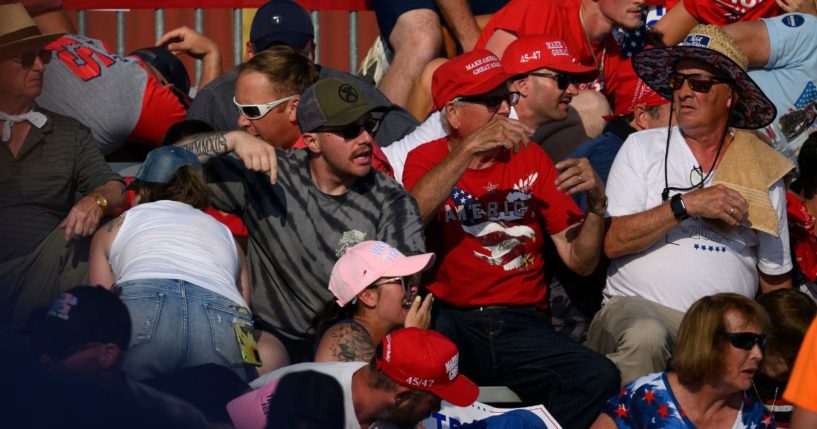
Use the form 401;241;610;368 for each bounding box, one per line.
173;78;425;370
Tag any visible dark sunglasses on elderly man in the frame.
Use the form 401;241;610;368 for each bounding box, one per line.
528;72;580;91
726;332;766;351
17;50;52;68
668;72;732;93
318;116;381;140
455;91;521;111
372;274;420;308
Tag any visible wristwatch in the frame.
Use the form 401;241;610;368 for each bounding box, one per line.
588;196;608;215
670;194;689;220
89;193;109;213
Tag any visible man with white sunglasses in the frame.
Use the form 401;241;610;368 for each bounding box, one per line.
232;46;393;174
174;78;425;373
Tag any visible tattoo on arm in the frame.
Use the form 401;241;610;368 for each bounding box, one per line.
327;323;375;362
104;217;124;233
177;132;228;163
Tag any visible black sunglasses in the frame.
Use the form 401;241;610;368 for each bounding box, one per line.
528;72;580;91
668;72;731;93
726;332;766;351
455;91;521;111
318;117;380;140
17;50;52;68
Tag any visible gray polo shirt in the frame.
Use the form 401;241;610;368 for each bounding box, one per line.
0;108;121;262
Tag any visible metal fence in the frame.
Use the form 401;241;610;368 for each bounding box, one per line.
63;0;371;86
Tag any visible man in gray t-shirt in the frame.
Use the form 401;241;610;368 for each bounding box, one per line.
177;79;425;367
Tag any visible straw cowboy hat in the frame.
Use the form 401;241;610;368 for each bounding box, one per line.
0;3;63;59
632;24;776;130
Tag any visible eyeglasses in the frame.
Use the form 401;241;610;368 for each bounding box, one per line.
372;274;420;308
318;117;380;140
726;332;766;351
454;91;521;111
668;72;731;93
528;72;580;91
233;95;295;120
16;50;52;68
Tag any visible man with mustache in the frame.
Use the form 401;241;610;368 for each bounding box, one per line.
173;78;425;371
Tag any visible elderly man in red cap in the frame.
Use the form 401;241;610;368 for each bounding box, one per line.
402;45;619;429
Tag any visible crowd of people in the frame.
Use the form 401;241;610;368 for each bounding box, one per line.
3;0;817;427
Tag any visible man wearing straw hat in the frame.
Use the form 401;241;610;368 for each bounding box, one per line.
587;25;794;385
0;3;126;325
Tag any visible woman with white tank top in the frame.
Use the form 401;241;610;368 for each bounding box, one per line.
89;146;256;382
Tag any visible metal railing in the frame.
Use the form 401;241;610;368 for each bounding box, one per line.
63;0;371;86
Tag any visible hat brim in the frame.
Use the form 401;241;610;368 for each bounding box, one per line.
381;252;436;278
632;46;776;129
547;62;598;81
436;71;515;109
430;372;479;407
320;103;383;130
1;32;63;58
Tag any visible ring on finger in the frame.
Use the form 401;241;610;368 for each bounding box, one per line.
729;207;735;216
577;176;583;183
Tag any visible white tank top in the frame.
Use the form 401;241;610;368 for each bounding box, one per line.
109;200;246;307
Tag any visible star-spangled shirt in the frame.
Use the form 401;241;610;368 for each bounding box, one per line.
603;372;775;429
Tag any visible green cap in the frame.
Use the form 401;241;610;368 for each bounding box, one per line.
296;78;379;132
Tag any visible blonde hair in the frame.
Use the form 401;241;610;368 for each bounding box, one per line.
672;293;771;386
238;45;319;98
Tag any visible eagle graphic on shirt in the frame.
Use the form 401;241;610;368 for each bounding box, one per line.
446;173;538;271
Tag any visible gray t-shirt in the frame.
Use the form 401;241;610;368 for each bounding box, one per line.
206;149;425;340
187;66;418;147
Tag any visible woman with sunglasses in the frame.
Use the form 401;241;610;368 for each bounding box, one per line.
592;293;775;428
312;241;435;362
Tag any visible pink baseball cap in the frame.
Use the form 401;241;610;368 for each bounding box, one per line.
328;241;436;307
502;36;597;78
431;49;515;110
227;379;279;429
376;327;479;407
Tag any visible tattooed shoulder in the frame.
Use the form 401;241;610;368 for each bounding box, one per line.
325;322;374;362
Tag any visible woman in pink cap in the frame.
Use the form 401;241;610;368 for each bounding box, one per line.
312;240;435;362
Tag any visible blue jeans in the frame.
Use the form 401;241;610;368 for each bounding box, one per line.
433;305;620;429
117;279;255;382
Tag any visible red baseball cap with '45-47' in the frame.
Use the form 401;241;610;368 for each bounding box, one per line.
375;327;479;407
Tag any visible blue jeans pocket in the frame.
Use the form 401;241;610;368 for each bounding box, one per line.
204;302;250;367
120;288;165;350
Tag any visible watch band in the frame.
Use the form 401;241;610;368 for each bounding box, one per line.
670;193;689;220
89;193;109;212
588;196;608;215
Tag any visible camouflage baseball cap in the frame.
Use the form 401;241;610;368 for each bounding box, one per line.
296;78;380;132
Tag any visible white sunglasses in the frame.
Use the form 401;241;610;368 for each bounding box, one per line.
233;95;295;120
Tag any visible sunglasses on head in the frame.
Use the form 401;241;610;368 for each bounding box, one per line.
372;274;420;308
455;91;521;111
233;95;295;120
726;332;766;351
16;50;51;68
528;72;580;91
318;117;380;140
668;72;732;93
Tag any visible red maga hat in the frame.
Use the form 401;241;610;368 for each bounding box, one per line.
431;49;514;110
502;36;597;78
375;327;479;407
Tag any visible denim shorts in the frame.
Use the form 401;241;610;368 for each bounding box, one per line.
117;279;255;382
